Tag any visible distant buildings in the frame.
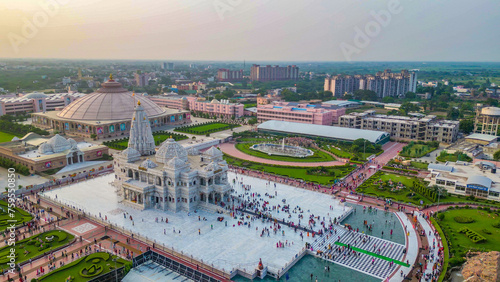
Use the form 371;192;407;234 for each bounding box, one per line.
0;92;84;116
339;110;459;143
257;101;346;125
324;69;417;98
217;69;244;82
474;107;500;136
250;65;299;82
135;71;154;87
161;62;174;70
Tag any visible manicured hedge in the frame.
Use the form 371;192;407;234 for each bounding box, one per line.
382;166;419;175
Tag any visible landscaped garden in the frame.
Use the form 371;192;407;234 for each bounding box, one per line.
174;122;240;135
37;252;130;282
103;132;188;150
399;141;439;158
436;150;472;162
356;171;434;205
0;200;32;232
433;207;500;268
224;154;355;185
319;138;383;161
234;142;336;162
0;230;73;265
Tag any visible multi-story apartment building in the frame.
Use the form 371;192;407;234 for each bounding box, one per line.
257;101;346;125
324;69;417;98
474;106;500;136
339;110;459;143
0;92;84;116
217;69;244;82
134;71;152;87
250;65;299;82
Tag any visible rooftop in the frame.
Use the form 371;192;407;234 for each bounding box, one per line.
465;133;498;143
257;120;390;144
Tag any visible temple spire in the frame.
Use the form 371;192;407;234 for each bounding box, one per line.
128;102;155;156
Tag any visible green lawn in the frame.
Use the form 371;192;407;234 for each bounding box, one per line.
400;143;438;158
38;252;129;282
224;155;355;185
410;161;429;170
434;208;500;267
235;142;336;162
0;200;33;232
322;144;381;160
0;230;73;265
0;131;18;143
356;172;434;205
103;133;188;150
436;151;472;162
174;122;240;135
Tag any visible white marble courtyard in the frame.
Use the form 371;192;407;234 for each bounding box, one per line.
41;172;350;274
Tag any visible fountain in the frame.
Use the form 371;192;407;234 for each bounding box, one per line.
250;138;314;158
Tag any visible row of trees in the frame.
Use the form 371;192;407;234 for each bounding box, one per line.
0;156;30;176
174;121;239;135
0;119;49;137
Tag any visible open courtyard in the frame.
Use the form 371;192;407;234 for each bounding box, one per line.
41;172;351;275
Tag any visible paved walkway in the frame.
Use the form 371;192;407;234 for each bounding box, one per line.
219;142;346;167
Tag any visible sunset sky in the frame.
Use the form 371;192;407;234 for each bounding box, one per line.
0;0;498;61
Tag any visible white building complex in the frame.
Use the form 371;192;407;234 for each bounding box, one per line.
113;102;231;212
426;162;500;201
339;110;459;144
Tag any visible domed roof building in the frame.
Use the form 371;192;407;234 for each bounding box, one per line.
475;106;500;136
31;75;191;140
114;104;230;213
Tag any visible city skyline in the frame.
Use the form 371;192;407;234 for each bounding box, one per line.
0;0;498;62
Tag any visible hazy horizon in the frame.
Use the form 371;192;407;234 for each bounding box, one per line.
0;0;498;62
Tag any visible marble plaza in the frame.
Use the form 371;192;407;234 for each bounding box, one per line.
41;172;351;275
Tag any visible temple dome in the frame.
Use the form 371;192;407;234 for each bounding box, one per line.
57;78;165;121
38;143;53;154
156;138;188;164
45;134;72;153
166;157;187;169
121;147;141;162
204;146;222;158
140;159;158;169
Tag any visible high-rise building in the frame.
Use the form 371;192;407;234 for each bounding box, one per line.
250;65;299;82
324;69;417;98
135;71;149;87
217;69;244;82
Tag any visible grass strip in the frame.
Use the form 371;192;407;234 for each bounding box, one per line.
334;241;410;267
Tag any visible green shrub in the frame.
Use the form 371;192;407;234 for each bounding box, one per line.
453;216;475;223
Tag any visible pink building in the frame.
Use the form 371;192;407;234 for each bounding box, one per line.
149;95;245;118
0;92;84;116
189;98;244;118
257;101;346;125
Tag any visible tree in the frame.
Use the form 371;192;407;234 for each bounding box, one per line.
248;117;258;125
405;92;416;99
382;96;395;103
494;150;500;161
459;119;474;134
400;102;420;115
353;90;377;101
446;107;461;120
